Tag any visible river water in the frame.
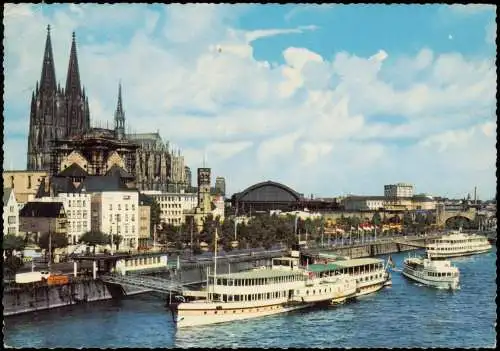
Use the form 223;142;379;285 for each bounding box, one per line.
4;248;496;348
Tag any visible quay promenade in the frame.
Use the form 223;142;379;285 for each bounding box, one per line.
3;231;481;316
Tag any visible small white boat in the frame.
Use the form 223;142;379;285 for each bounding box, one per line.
401;253;459;290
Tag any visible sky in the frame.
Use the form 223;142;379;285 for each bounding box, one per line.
3;4;497;199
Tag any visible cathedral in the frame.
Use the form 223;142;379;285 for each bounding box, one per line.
26;26;188;191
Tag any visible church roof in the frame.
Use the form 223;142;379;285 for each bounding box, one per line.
58;163;88;177
106;164;134;179
77;127;116;140
77;175;132;192
126;132;166;150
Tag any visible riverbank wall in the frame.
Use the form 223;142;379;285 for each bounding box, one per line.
326;241;421;259
2;277;148;317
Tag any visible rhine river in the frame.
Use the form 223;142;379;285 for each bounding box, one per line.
4;248;497;348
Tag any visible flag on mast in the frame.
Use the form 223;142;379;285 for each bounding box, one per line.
388;255;395;268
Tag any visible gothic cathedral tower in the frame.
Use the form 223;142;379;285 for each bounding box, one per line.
65;32;90;137
27;27;90;171
27;25;65;171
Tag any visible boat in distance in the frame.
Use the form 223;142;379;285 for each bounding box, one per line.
401;253;459;290
426;230;492;259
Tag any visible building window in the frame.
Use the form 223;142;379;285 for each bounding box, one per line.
109;204;112;210
9;206;14;212
125;204;128;211
10;176;14;188
118;204;121;210
8;227;16;234
27;175;32;189
82;200;86;207
8;216;16;224
131;204;135;211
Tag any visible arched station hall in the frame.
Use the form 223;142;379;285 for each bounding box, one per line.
229;181;305;215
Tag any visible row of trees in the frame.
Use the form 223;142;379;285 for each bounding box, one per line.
336;211;436;228
154;210;443;252
154;213;325;252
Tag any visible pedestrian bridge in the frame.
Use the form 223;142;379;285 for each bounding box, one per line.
100;273;186;294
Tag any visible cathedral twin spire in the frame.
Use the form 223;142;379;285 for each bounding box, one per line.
40;24;57;93
65;32;82;97
27;25;90;171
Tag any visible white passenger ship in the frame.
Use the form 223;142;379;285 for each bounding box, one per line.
170;250;357;328
426;230;492;259
305;254;392;297
402;253;459;290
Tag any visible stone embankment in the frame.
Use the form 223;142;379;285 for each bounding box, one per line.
3;276;148;317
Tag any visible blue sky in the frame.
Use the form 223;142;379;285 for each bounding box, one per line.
3;4;497;199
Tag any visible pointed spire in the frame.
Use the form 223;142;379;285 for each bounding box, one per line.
65;31;82;96
114;81;125;139
39;24;57;93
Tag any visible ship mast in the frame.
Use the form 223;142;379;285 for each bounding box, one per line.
213;227;218;300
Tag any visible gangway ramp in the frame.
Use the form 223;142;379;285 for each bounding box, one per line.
100;273;185;294
391;239;427;249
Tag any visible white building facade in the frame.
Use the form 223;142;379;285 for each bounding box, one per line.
3;188;19;236
384;183;414;198
143;190;198;226
38;193;92;245
343;196;386;211
211;195;225;222
91;191;140;250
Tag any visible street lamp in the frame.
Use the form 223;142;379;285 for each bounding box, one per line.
110;222;115;256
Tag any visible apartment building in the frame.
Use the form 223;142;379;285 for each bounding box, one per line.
384;183;414;198
3;188;19;236
19;202;68;243
37;192;92;245
343;196;386;211
91;190;140;250
142;190;198;226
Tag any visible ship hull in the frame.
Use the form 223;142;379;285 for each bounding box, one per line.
428;247;491;260
173;300;312;328
402;268;459;290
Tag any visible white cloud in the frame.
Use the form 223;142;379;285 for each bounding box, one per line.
3;4;497;198
300;142;333;165
257;132;302;165
245;25;317;43
485;21;496;44
207;141;254;161
448;4;496;15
